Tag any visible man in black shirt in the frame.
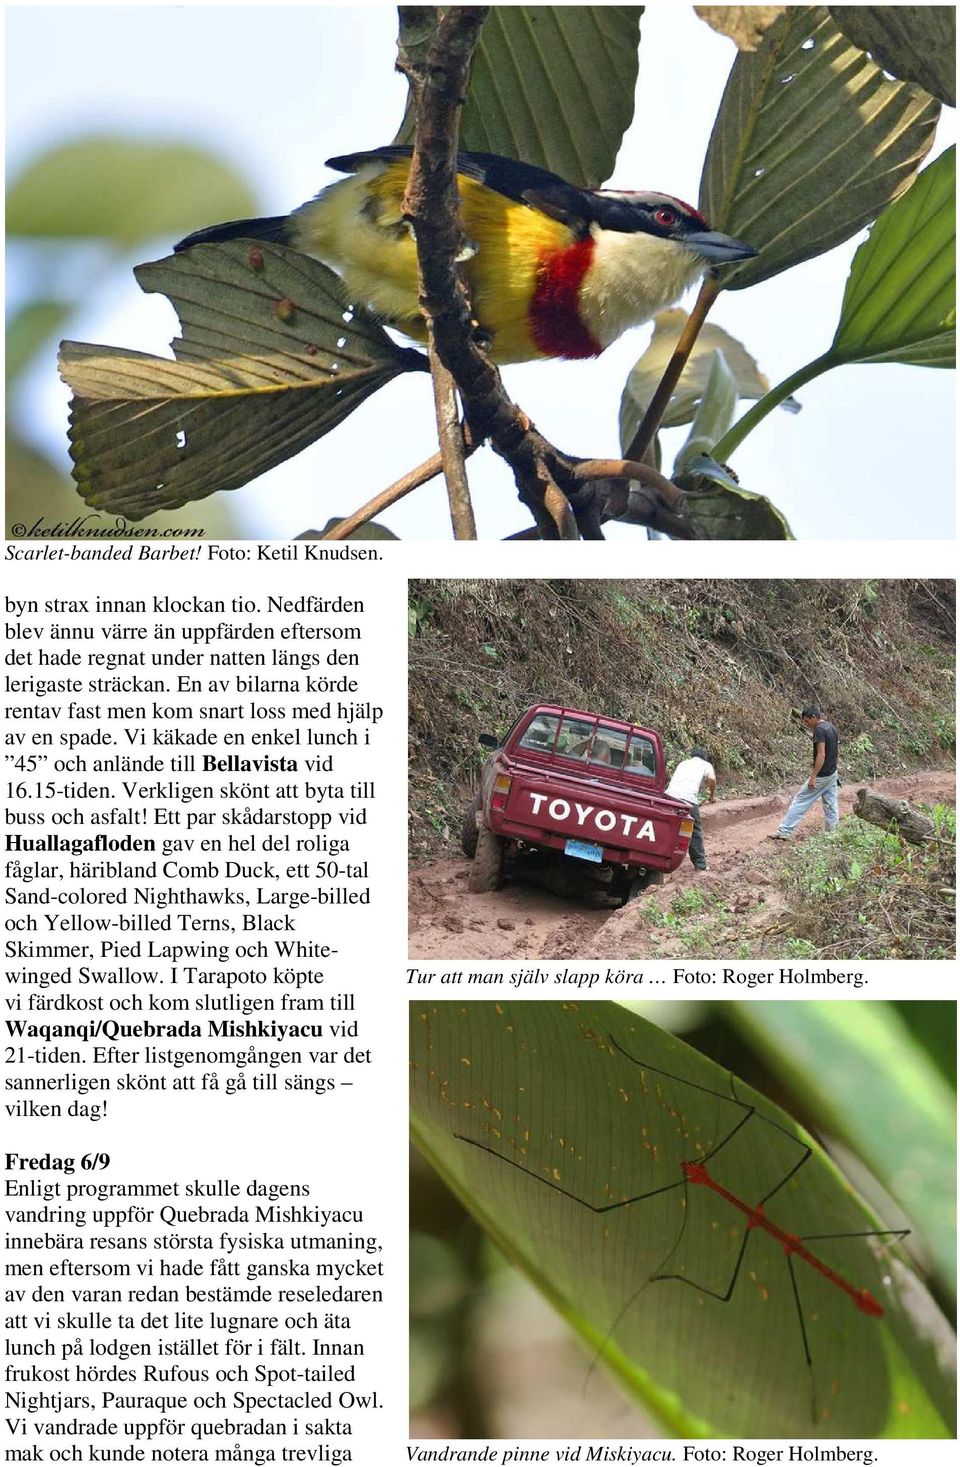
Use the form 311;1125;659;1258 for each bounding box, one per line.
768;704;840;840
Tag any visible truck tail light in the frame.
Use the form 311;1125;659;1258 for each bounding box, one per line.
492;774;512;812
679;817;694;838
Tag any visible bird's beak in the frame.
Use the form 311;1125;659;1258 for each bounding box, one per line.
684;229;757;263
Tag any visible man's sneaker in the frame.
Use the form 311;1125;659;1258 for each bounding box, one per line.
767;831;792;841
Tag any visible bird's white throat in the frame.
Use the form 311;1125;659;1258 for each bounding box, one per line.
577;227;705;349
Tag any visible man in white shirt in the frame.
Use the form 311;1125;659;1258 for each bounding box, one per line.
666;747;717;872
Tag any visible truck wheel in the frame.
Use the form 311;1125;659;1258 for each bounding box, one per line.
468;822;505;893
460;796;480;858
623;870;664;905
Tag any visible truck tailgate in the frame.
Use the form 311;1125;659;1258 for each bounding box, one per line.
501;768;688;865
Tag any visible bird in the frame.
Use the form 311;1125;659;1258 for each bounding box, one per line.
175;146;757;365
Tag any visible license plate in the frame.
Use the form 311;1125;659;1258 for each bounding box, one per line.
565;838;603;863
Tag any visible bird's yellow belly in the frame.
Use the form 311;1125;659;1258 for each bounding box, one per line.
292;167;577;364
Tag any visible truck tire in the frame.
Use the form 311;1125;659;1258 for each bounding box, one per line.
460;796;480;858
468;822;505;893
623;869;664;905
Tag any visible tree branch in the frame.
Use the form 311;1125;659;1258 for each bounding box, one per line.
429;346;477;538
623;275;721;464
320;431;477;540
397;5;690;541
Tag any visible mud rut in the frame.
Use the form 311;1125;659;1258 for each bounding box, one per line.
408;771;955;961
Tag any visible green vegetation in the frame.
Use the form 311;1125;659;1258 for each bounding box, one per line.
633;806;956;961
411;1001;956;1438
642;887;768;960
780;805;956;960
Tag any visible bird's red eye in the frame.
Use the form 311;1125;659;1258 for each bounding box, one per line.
654;207;677;228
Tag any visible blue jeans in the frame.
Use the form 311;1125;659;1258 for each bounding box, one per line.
778;772;840;834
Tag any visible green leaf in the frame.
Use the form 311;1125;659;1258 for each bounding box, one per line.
679;461;795;539
7;138;258;246
728;1002;957;1297
710;149;956;460
829;6;956;107
700;7;940;289
894;1001;957;1089
7;299;73;383
830;146;956;367
620;309;791;440
410;1001;953;1437
672;350;738;476
59;240;426;520
397;7;644;186
4;432;240;541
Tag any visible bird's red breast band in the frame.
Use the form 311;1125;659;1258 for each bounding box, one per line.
529;239;602;359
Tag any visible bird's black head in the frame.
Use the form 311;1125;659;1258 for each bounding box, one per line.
591;190;757;263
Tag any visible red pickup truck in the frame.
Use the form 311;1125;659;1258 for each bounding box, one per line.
462;704;694;904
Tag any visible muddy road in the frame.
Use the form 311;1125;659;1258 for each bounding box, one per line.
408;771;955;960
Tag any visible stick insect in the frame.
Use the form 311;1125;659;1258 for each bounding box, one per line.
455;1030;910;1423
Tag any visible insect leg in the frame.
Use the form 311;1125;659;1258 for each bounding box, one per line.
728;1077;832;1216
744;1091;912;1247
785;1252;819;1423
650;1218;753;1301
757;1140;813;1205
593;1183;715;1378
608;1034;757;1164
800;1228;911;1243
610;1034;752;1113
731;1082;912;1247
454;1133;686;1212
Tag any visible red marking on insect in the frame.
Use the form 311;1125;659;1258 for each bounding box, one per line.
529;238;603;360
683;1154;887;1316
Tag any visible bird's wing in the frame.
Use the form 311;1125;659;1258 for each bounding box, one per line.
325;146;588;217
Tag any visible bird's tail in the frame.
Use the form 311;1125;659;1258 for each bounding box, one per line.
174;215;292;254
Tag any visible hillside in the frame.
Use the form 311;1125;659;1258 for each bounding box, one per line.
408;580;955;961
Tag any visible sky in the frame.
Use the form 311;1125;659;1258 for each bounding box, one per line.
6;3;957;541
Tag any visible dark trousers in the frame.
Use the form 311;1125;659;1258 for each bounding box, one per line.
688;804;707;870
